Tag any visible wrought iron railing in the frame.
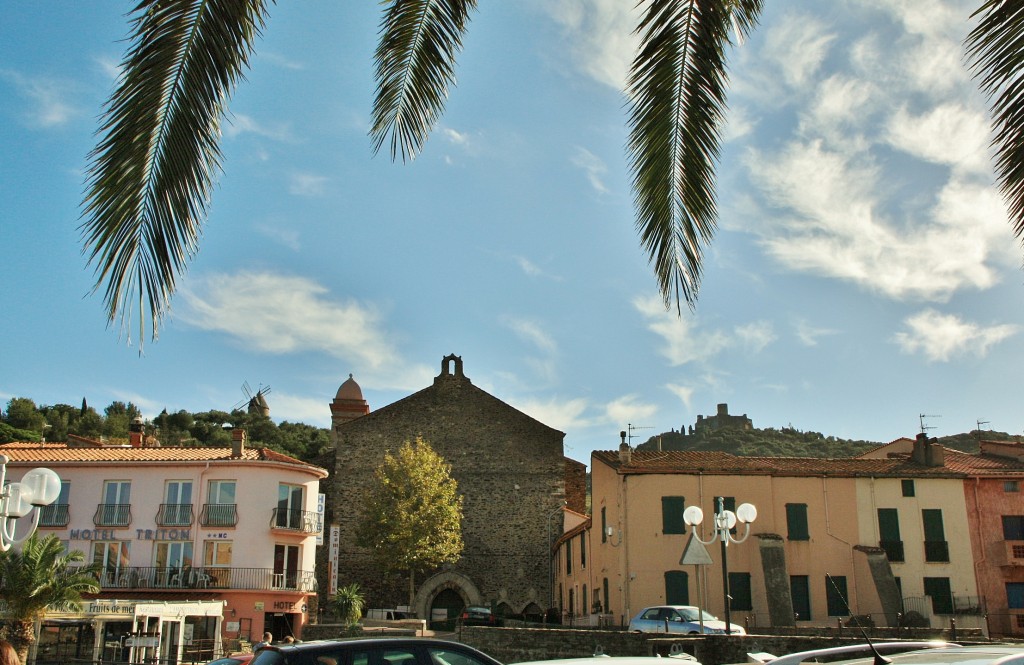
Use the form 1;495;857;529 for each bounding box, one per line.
879;539;904;562
38;503;70;527
924;540;950;562
90;566;317;592
93;503;132;527
199;503;238;527
270;507;323;534
156;503;195;526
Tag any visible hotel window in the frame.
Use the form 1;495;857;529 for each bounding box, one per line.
203;480;237;526
159;480;193;526
924;577;954;614
662;496;686;534
155;541;193;586
580;532;586;568
1007;582;1024;609
92;541;130;586
1004;516;1024;540
786;503;809;540
273;543;301;589
902;479;915;497
39;481;70;527
878;508;904;562
276;483;305;530
97;481;131;526
204;540;232;587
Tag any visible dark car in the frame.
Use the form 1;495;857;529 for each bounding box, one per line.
459;606;496;626
249;637;503;665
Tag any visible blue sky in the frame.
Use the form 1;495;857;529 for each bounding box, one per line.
2;1;1021;465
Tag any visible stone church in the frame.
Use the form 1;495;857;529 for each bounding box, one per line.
320;355;586;622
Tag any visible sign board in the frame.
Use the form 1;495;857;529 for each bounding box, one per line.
680;533;714;566
316;493;326;546
328;524;341;596
125;637;159;648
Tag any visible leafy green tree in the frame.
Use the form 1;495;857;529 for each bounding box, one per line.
70;406;104;440
0;422;42;444
0;534;100;663
4;398;45;433
356;437;464;605
332;583;366;626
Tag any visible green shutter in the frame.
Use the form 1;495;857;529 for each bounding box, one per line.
826;576;849;616
924;577;953;614
728;572;752;610
662;496;686;534
922;509;945;540
786;503;809;540
791;575;811;620
878;508;901;541
665;570;689;604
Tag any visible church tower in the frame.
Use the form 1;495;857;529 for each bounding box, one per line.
330;374;369;444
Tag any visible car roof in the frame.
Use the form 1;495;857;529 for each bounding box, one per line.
261;637;493;654
765;643;988;665
517;657;699;665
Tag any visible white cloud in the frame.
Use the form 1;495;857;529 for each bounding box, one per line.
1;70;77;127
255;223;301;251
542;0;639;90
179;271;430;390
504;317;557;354
885;104;991;175
288;172;329;196
735;321;776;353
571;146;610;194
794;320;838;347
763;13;836;90
511;396;591;433
604;394;658;427
893;309;1018;361
634;296;773;364
225;113;294;141
665;383;695;410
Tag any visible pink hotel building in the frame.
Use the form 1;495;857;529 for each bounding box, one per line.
0;427;326;663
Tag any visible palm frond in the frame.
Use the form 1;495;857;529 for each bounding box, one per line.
370;0;477;162
626;0;762;311
80;0;270;345
966;0;1024;239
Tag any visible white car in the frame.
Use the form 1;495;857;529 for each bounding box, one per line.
763;644;1024;665
628;605;745;635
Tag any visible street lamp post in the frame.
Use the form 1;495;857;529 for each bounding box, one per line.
683;496;757;634
0;454;62;551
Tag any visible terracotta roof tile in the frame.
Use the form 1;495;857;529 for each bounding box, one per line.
0;442;327;477
592;449;1024;478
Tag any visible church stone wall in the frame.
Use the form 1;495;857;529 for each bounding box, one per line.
323;357;567;616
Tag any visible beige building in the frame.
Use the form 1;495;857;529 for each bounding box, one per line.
558;434;984;634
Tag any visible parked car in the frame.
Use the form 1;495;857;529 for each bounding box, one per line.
460;605;497;626
249;637;503;665
207;655;255;665
763;643;1024;665
628;605;745;635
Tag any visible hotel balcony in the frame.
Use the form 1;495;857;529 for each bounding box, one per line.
92;566;317;592
38;503;70;527
156;503;194;526
199;503;238;527
270;508;323;534
93;503;132;527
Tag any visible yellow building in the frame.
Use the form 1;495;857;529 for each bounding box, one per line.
556;434;984;634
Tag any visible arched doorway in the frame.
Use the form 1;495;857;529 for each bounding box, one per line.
430;588;464;630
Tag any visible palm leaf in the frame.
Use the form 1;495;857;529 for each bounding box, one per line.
370;0;477;162
966;0;1024;239
626;0;762;311
80;0;270;344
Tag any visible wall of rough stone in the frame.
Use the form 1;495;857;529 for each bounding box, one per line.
322;358;567;616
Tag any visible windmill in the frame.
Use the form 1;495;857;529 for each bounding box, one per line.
234;381;271;417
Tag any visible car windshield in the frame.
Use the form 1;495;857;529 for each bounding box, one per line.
678;609;718;622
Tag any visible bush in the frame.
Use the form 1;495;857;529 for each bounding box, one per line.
332;583;365;626
845;615;875;628
899;611;929;628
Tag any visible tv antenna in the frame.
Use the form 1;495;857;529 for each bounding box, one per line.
919;413;940;434
627;423;653;444
977;419;990;432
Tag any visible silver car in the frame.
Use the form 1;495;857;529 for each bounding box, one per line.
628;605;746;635
765;644;1024;665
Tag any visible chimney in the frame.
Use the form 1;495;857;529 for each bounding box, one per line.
129;416;144;448
231;428;247;458
912;432;945;467
618;430;632;465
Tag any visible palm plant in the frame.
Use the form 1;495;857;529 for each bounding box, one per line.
332;582;365;627
0;534;100;664
81;0;1024;344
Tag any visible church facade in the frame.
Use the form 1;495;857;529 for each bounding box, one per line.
321;355;577;622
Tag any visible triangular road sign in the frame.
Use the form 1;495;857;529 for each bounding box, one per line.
680;532;714;565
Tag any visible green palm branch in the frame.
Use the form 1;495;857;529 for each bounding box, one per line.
0;534;100;661
627;0;762;311
966;0;1024;238
80;0;1024;343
